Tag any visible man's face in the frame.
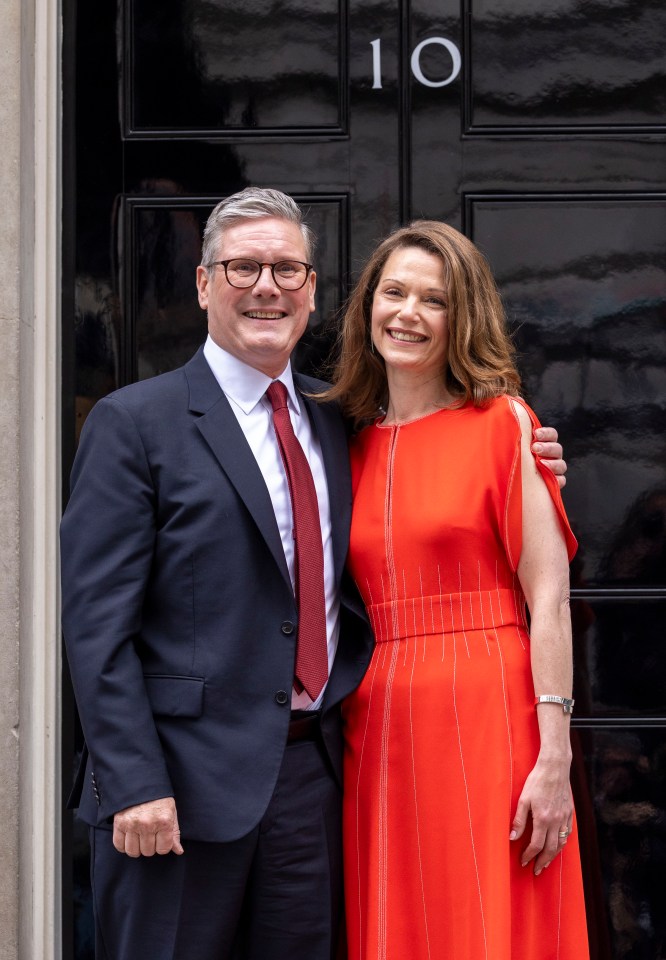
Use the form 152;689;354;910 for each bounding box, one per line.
196;217;316;378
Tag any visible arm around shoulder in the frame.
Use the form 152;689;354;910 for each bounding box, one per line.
531;425;568;489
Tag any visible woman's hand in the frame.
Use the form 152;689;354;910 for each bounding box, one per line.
510;756;573;875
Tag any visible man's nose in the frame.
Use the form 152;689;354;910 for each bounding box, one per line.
252;264;280;294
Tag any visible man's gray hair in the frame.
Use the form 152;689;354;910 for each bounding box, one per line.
201;187;316;267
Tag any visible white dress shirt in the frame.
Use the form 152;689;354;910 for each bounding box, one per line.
203;335;340;709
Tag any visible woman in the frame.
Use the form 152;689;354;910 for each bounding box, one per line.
326;222;589;959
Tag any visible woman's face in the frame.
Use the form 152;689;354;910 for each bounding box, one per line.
371;246;449;380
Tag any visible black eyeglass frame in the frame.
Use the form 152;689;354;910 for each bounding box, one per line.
206;258;314;290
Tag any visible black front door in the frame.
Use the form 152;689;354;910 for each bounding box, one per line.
62;2;666;957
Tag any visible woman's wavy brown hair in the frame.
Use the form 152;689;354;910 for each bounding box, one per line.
320;220;521;428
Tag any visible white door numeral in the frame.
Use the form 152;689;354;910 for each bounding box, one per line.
370;36;461;90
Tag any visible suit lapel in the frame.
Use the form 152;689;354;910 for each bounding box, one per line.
183;351;351;593
184;348;292;589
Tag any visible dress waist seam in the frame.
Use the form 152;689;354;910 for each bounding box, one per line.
366;588;527;644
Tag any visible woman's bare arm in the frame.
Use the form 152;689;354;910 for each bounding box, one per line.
510;400;574;875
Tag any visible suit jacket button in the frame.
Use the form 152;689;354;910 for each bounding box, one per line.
281;621;294;635
275;690;289;705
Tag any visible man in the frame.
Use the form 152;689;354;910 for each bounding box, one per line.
61;187;567;959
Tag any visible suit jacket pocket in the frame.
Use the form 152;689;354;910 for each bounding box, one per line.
143;675;205;717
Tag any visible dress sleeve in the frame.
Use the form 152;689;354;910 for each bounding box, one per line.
504;397;578;570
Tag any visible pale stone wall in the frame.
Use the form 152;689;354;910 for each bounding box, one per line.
0;0;61;957
0;0;23;953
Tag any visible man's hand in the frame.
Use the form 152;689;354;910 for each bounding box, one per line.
532;427;567;489
113;796;184;858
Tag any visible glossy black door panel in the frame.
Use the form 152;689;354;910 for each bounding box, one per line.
571;727;666;959
572;600;666;719
126;0;347;135
409;2;462;220
466;194;666;588
465;0;666;134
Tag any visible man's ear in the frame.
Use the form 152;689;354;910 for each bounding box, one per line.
196;265;210;310
308;269;317;314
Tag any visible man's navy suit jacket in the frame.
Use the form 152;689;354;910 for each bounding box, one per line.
61;346;373;843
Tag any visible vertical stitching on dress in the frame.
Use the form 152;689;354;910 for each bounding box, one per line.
366;578;381;643
487;562;499;643
404;569;411;668
352;594;382;960
458;562;470;658
448;589;456;661
379;639;399;960
379;572;390;668
438;564;446;661
494;632;514;811
468;563;475;630
479;561;490;655
409;592;432;960
419;566;427;661
410;587;417;668
385;428;400;640
377;426;400;960
453;632;488;959
492;567;515;826
495;561;505;627
378;618;400;960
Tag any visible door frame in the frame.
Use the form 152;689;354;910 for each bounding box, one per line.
17;0;62;956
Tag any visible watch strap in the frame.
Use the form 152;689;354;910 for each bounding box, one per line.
534;695;575;714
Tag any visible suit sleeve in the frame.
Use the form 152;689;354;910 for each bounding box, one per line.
61;396;174;821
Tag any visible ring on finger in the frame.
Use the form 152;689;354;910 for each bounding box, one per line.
558;829;569;840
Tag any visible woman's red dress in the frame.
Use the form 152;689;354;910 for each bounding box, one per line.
343;396;589;960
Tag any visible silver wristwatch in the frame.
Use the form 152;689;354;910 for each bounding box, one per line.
534;695;575;715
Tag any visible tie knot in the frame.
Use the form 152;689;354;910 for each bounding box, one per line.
267;380;289;412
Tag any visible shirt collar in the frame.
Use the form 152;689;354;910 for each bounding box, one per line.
203;334;301;416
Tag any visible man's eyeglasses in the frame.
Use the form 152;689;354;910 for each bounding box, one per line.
207;259;313;291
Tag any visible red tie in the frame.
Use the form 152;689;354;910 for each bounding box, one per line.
266;381;328;701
